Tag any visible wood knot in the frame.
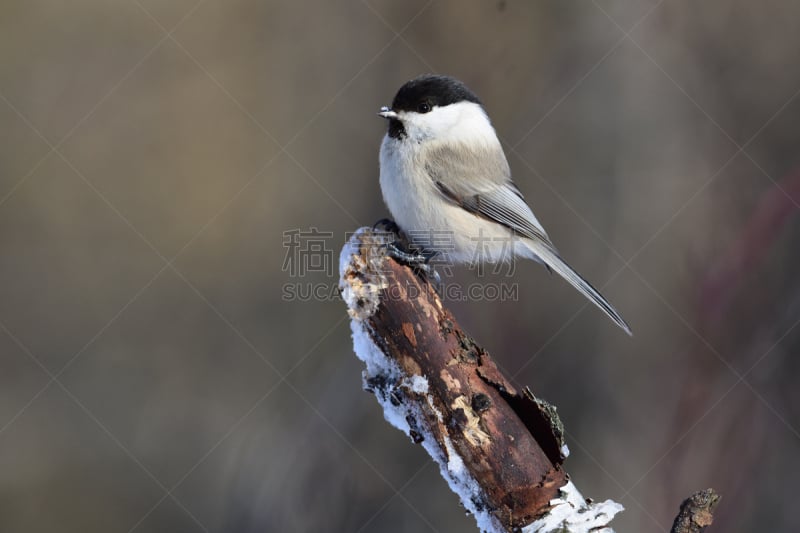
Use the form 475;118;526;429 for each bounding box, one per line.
471;393;492;413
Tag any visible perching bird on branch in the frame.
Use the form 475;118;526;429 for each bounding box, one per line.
377;74;632;335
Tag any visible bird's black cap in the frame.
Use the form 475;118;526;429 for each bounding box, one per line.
390;75;481;113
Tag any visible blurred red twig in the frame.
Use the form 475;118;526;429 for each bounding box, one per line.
663;167;800;528
698;168;800;328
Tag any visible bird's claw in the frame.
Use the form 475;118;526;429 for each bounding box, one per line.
385;241;427;265
373;220;443;295
385;242;443;296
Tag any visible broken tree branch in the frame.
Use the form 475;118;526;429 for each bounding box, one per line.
669;489;720;533
339;228;623;532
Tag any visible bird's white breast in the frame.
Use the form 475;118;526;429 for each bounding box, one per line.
379;134;521;264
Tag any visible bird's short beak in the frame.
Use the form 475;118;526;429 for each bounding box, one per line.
378;106;398;119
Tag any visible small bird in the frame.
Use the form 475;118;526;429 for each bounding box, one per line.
377;74;631;335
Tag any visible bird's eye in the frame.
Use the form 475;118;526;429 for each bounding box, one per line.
417;102;431;113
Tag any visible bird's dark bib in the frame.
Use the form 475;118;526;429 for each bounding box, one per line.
388;118;406;140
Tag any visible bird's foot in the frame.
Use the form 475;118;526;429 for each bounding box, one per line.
385;242;443;295
385;241;427;266
373;219;443;295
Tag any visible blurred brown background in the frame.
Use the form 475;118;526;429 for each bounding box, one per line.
1;1;799;532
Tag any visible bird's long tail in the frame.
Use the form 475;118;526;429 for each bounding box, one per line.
526;243;632;336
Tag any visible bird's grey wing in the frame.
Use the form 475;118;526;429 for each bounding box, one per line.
424;142;554;247
425;142;632;336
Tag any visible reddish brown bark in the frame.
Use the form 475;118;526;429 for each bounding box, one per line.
346;231;569;529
